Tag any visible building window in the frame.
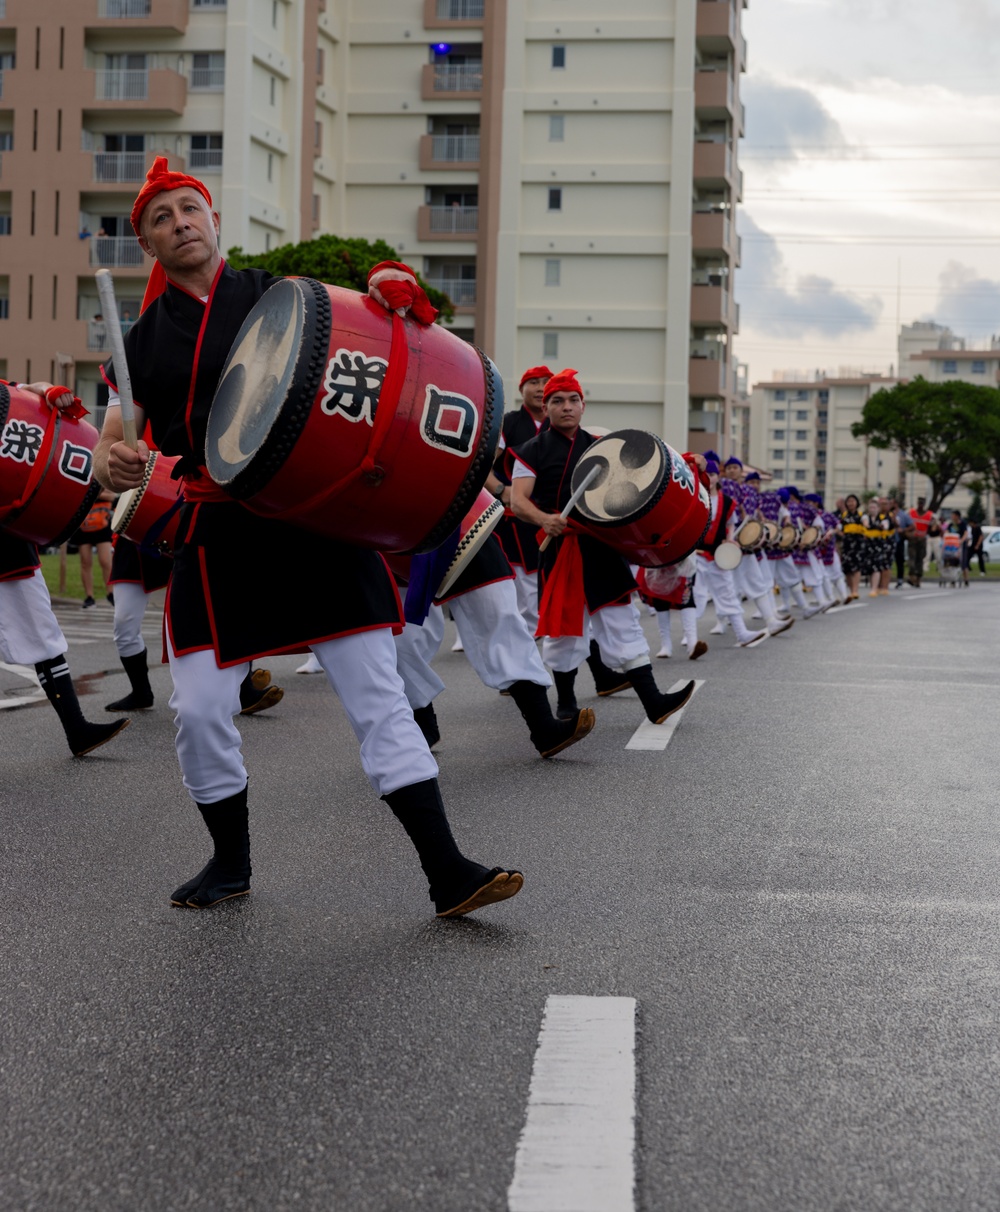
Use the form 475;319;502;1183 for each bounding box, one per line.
971;360;986;374
551;45;566;69
773;429;785;440
817;390;829;404
547;187;562;211
772;409;785;420
267;153;273;182
316;47;325;82
794;450;807;461
795;409;808;421
270;76;276;106
545;259;560;286
795;430;807;440
549;114;564;141
190;52;224;90
0;298;8;318
794;470;807;481
314;121;322;154
189;133;223;171
543;332;558;359
771;449;783;461
774;390;786;401
0;216;12;235
943;359;957;374
312;193;320;227
817;410;827;422
792;390;807;401
817;429;828;442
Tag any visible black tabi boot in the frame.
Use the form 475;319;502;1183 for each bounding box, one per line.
239;668;284;716
507;679;595;758
587;639;632;696
170;786;252;908
106;648;154;711
412;702;441;749
35;655;130;756
552;669;580;721
382;778;523;918
625;664;696;725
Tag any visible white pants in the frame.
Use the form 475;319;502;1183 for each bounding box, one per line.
112;580;149;659
735;552;770;599
0;570;67;665
450;578;550;690
394;605;447;710
167;627;437;805
771;555;803;589
542;601;649;674
693;557;758;642
512;564;539;635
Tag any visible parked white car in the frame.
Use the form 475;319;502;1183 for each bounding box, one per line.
978;528;1000;563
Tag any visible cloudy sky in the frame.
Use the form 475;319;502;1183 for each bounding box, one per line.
736;0;1000;385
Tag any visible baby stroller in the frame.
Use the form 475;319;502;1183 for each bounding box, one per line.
939;534;964;587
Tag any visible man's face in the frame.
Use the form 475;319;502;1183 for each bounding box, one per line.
138;188;220;274
521;376;550;412
545;390;584;434
917;499;926;510
724;462;743;482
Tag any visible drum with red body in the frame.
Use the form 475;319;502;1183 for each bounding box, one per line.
567;429;710;567
111;450;184;556
204;277;503;553
0;382;101;546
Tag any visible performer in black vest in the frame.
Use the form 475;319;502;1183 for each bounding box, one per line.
510;369;695;726
82;158;521;919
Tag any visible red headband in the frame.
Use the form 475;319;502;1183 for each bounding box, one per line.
542;369;584;402
130;157;214;313
519;365;553;391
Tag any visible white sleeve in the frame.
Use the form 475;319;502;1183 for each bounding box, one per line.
511;457;535;480
498;433;507;451
105;385;121;409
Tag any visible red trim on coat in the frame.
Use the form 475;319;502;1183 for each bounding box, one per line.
434;571;516;605
182;260;226;451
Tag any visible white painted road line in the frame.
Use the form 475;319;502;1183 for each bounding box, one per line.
0;662;45;710
625;678;704;751
901;591;950;600
508;995;637;1212
826;601;868;614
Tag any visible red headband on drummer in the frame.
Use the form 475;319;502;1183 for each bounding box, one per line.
542;369;584;402
130;156;215;313
519;365;553;391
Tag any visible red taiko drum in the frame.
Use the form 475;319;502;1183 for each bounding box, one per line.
568;430;710;567
111;450;184;556
204;277;503;553
0;382;101;546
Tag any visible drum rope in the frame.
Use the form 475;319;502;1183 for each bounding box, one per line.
0;392;70;525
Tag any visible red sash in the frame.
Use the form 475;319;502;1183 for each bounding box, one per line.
535;527;586;638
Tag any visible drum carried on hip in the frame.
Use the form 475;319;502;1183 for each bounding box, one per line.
386;488;505;598
204;277;503;554
111;450;184;556
566;429;710;567
736;517;766;551
777;523;798;550
0;382;101;546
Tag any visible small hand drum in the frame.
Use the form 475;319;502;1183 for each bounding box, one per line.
714;539;743;570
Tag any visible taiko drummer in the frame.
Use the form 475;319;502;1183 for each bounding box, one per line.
89;157;522;919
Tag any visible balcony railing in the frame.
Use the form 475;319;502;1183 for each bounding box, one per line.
94;151;147;183
427;205;478;233
430;134;480;162
425;278;477;305
436;0;483;17
90;236;145;268
96;69;150;100
98;0;152;15
87;319;135;352
188;148;223;171
433;64;483;92
0;71;5;101
190;67;225;89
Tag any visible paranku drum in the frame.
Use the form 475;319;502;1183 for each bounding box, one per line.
799;523;821;549
111;450;184;556
736;518;765;551
714;539;743;571
0;382;100;546
777;523;798;550
566;429;710;567
761;520;780;547
204;278;503;554
385;490;504;598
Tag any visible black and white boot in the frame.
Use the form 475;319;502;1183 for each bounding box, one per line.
35;654;130;756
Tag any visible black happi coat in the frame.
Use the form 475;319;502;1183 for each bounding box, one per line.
514;425;635;613
0;530;40;582
103;263;402;665
491;406;546;573
108;535;172;594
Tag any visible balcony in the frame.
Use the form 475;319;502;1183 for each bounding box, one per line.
86;318;135;353
691;282;738;329
692;139;733;184
419;132;480;170
424;0;484;25
93;150;147;183
421;62;483;101
417;205;479;240
689;356;726;398
190;67;225;90
425;277;476;309
189;148;223;172
91;0;189;33
694;68;735;117
695;0;737;50
692;209;733;257
91;67;187;115
90;236;145;269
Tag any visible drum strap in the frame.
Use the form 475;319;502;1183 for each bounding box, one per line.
274;311;410;520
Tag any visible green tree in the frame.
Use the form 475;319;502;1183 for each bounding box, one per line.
852;377;999;511
967;478;987;524
226;234;455;322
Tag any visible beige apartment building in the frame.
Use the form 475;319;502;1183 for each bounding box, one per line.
0;0;746;451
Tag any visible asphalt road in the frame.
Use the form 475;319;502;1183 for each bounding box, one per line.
3;582;1000;1212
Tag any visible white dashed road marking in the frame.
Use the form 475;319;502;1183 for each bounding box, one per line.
625;679;704;751
0;662;45;710
508;995;637;1212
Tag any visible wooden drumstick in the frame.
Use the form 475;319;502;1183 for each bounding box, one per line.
538;463;601;553
94;268;138;451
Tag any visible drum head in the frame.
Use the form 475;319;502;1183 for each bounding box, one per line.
778;524;797;549
206;277;326;498
714;540;742;570
570;429;668;525
762;521;779;544
801;524;819;547
738;519;763;550
435;496;505;598
111;449;158;534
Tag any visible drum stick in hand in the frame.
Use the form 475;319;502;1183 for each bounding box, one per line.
95;268;138;451
539;463;601;553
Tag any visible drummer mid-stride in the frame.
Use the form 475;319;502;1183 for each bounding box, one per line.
509;368;696;726
85;157;522;919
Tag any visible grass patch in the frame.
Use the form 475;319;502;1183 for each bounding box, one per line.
40;551;112;601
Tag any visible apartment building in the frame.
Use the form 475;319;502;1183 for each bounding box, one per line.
0;0;747;452
749;372;900;502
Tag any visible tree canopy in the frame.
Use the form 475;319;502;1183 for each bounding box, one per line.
852;377;1000;510
226;234;455;322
